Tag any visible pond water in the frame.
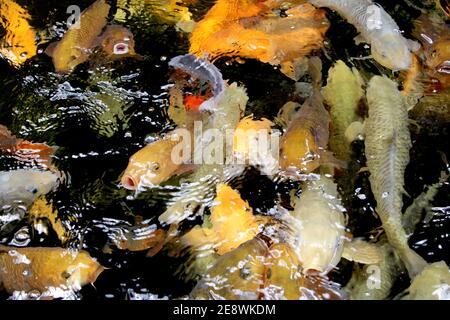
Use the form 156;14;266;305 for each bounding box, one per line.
0;0;449;300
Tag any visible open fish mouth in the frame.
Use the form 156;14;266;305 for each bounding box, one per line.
437;60;450;74
113;43;129;55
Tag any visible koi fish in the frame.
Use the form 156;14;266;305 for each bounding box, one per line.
345;240;401;300
181;184;261;255
0;125;56;168
120;131;194;190
45;0;111;74
191;237;347;300
402;261;450;300
364;76;427;278
169;54;225;112
189;1;329;79
413;13;450;90
322;60;364;161
0;245;104;294
28;197;68;243
0;0;37;66
279;57;343;177
309;0;420;70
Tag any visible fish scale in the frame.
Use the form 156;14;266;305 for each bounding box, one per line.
365;76;426;278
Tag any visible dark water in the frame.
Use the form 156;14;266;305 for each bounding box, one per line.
0;0;449;300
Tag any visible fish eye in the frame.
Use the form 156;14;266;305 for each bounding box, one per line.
20;52;28;58
305;152;317;161
61;271;71;279
150;162;160;171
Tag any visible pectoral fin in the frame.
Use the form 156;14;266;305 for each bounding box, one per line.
342;239;382;264
44;42;58;57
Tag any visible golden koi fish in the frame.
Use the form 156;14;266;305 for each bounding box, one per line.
181;184;261;255
120;131;194;190
0;0;37;66
45;0;111;74
189;1;329;79
0;245;104;294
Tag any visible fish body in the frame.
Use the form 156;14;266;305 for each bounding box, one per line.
182;184;260;255
190;237;268;300
0;245;104;294
0;0;37;66
402;261;450;300
279;93;332;175
45;0;111;73
191;238;346;300
287;176;347;274
309;0;418;70
365;76;427;278
115;0;193;27
262;243;345;300
0;124;56;168
322;60;364;161
28;197;67;243
413;13;450;90
189;1;329;78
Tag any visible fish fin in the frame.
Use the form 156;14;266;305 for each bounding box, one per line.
408;119;421;131
280;57;308;81
400;248;427;279
319;150;348;170
342;239;382;264
44;42;58;57
173;164;197;177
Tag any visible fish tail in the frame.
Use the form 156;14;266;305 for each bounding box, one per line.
400;248;427;279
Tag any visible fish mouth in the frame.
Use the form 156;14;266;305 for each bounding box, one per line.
113;43;129;55
121;174;138;190
437;61;450;74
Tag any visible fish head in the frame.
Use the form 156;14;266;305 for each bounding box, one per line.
371;34;413;70
64;251;104;291
121;140;179;190
280;128;321;175
100;25;136;57
297;224;345;275
427;39;450;72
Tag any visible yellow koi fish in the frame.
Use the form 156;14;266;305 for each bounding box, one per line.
0;245;104;293
120;131;194;190
45;0;111;74
181;184;261;255
0;0;37;66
